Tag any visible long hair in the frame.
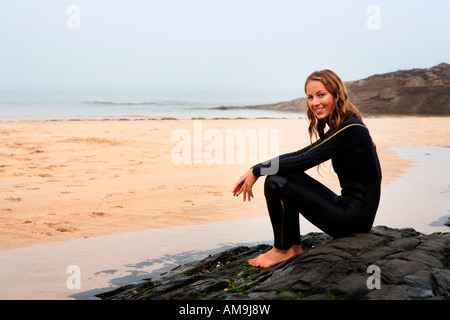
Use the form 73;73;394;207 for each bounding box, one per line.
304;69;363;143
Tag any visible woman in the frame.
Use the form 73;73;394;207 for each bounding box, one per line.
232;69;382;268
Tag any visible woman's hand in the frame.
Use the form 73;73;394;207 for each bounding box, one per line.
232;168;259;202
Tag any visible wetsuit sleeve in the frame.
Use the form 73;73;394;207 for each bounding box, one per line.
251;143;314;176
277;143;315;161
252;123;368;177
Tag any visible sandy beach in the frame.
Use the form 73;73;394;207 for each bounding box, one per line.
1;117;449;251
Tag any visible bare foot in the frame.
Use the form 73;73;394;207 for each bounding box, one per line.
248;245;303;268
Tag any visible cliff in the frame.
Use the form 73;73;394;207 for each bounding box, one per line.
98;226;450;301
214;63;450;115
346;63;450;115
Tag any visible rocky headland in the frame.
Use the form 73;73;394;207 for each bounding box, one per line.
98;226;450;300
214;63;450;115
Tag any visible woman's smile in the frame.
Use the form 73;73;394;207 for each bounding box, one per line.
314;106;326;113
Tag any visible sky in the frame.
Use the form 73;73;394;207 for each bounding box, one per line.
0;0;449;95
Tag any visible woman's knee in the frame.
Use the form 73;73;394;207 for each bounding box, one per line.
264;175;288;198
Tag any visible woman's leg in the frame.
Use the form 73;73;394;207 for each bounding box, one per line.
263;175;301;250
248;175;303;268
283;172;361;238
249;172;354;268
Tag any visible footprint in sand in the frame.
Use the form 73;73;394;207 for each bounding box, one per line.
5;197;22;202
43;222;76;233
91;212;106;217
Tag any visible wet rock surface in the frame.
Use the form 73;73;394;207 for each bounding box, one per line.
97;226;450;300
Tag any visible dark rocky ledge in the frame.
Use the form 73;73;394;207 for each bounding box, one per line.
97;226;450;300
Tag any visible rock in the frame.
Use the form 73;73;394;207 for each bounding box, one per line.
445;217;450;227
346;63;450;115
365;284;411;300
432;269;450;298
403;270;434;298
97;226;450;300
378;258;426;285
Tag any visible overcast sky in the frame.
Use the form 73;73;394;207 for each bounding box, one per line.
0;0;449;94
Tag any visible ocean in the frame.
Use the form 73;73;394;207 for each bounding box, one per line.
0;89;304;121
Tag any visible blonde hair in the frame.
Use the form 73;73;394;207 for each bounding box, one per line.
304;69;363;143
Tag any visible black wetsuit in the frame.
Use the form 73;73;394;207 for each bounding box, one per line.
252;116;382;250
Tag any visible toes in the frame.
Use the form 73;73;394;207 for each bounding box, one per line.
247;258;257;266
248;257;262;267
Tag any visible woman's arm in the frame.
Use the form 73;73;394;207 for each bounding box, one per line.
252;121;368;177
232;138;320;201
232;143;315;201
251;142;316;177
277;142;316;161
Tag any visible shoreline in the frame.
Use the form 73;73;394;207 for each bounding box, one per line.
1;116;449;251
1;113;449;123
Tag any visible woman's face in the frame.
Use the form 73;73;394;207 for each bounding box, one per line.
306;80;334;121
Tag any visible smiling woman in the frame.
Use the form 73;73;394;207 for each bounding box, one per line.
233;70;382;268
304;70;367;144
